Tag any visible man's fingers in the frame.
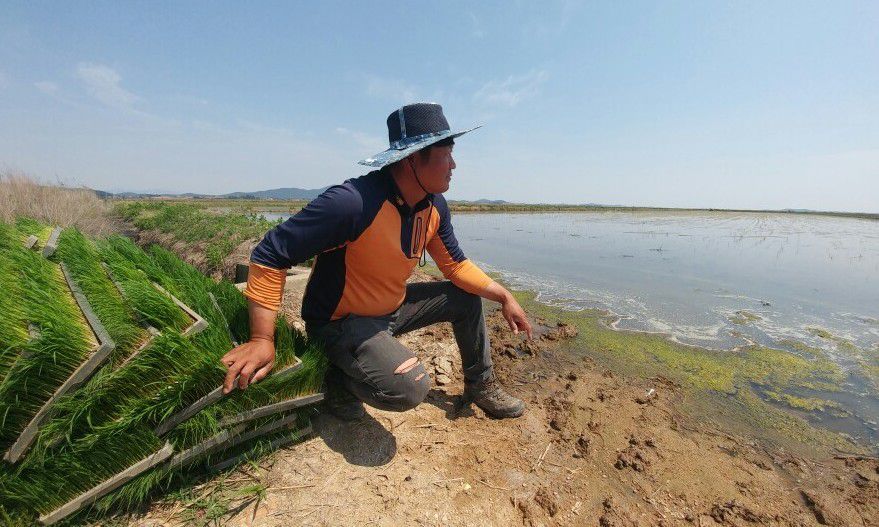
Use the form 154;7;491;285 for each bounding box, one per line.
223;361;244;394
238;364;256;390
251;363;273;384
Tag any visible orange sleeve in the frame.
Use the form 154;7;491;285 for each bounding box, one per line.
427;236;492;295
242;262;287;311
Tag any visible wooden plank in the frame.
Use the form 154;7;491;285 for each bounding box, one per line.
154;357;303;437
208;423;313;473
151;283;208;337
38;443;174;526
4;264;116;463
218;393;324;429
41;227;61;258
24;235;38;249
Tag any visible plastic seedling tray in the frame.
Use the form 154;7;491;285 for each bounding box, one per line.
24;235;38;249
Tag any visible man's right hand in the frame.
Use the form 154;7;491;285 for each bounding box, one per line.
221;338;275;394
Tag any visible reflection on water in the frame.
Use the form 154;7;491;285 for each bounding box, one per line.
449;211;879;444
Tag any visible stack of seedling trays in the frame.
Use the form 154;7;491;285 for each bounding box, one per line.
0;218;327;525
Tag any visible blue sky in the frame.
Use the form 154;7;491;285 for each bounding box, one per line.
1;1;877;211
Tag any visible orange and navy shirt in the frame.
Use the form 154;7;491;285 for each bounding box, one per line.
244;168;492;323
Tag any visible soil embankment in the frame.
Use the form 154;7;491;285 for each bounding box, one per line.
126;263;877;527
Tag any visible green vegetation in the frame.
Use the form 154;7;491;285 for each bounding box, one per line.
0;225;92;454
114;201;277;272
508;288;868;455
0;218;326;525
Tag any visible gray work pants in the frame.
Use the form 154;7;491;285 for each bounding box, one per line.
306;281;493;412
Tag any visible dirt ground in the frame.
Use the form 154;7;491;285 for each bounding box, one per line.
125;266;878;527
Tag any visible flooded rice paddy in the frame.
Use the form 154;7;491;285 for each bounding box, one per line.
449;211;878;447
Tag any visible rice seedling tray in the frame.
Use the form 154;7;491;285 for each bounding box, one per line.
24;234;38;249
3;262;116;463
208;423;313;473
151;282;208;337
37;442;175;525
217;393;324;429
154;357;304;437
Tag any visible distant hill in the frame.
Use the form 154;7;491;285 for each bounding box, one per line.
220;187;329;200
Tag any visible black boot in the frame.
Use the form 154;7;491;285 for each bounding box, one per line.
463;373;525;418
323;367;366;421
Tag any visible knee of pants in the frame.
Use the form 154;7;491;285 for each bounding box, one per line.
387;366;431;411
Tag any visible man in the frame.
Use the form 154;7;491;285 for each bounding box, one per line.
221;103;532;420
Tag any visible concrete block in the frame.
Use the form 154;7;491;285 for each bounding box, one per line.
41;227;61;258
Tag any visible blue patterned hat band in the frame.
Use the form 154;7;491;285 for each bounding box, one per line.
358;103;480;168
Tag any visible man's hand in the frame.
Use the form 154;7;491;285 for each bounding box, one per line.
481;281;533;340
501;295;533;340
221;338;275;394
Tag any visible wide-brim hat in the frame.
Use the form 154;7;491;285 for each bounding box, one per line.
358;102;480;168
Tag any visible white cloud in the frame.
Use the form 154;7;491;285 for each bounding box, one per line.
365;74;418;104
76;62;141;108
474;70;548;108
34;81;59;95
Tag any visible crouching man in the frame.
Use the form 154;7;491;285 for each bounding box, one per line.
221;103;531;421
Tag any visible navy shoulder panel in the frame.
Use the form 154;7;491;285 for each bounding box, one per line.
251;172;390;268
431;193;467;262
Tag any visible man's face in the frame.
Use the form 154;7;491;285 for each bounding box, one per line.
410;145;456;194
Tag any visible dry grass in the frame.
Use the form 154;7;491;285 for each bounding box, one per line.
0;172;113;236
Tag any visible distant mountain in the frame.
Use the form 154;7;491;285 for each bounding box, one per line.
220;187;329;200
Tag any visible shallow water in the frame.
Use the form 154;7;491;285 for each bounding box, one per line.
448;211;879;444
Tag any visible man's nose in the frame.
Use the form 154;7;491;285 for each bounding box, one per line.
450;155;456;170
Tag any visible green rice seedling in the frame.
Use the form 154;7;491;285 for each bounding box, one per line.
0;225;30;382
13;217;52;244
54;229;145;356
85;411;313;521
32;331;205;453
99;245;191;333
0;238;92;454
0;422;164;520
1;222;326;525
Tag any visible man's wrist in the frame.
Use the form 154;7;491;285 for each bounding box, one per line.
250;334;275;344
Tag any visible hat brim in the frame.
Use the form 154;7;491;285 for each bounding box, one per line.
357;126;481;168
